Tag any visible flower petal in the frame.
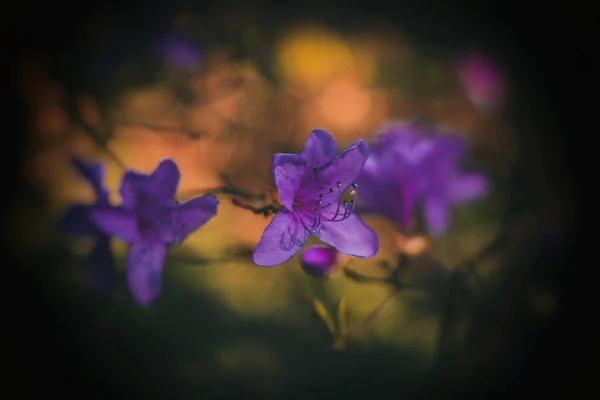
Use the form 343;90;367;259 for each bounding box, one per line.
89;206;139;242
150;159;181;199
433;135;468;165
397;180;421;231
299;245;338;278
86;235;116;294
58;204;96;236
316;213;378;258
272;153;307;210
448;173;489;202
300;129;337;170
126;241;167;307
312;139;370;194
424;195;451;235
119;159;181;209
164;194;219;245
71;156;109;204
252;211;309;267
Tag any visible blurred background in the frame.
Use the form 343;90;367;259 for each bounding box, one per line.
4;0;588;398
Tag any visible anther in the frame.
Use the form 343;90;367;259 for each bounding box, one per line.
343;201;348;206
318;186;324;189
319;193;323;198
313;208;318;212
318;199;323;205
351;182;358;189
336;181;342;188
329;188;333;193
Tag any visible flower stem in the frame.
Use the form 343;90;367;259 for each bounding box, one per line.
342;266;393;285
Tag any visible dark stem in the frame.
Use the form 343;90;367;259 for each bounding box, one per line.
342;266;394;285
231;198;281;217
69;105;127;170
181;186;264;200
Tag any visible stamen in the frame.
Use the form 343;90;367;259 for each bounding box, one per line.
280;216;303;250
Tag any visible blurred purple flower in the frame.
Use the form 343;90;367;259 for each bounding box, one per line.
456;52;505;113
355;121;489;235
90;159;219;307
253;129;379;267
300;245;339;278
157;34;203;70
59;156;116;294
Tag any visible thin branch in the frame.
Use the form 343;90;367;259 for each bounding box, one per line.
70;109;127;170
342;266;393;285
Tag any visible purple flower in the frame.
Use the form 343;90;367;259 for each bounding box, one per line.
356;121;489;235
456;52;505;113
300;245;339;278
59;156;116;294
252;129;379;267
89;159;219;307
157;34;203;70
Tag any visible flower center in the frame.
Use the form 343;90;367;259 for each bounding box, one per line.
297;181;359;233
137;217;154;234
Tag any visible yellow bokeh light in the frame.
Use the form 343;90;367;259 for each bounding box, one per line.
275;25;356;91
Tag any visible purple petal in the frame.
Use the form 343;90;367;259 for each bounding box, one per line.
448;173;489;202
119;170;149;209
424;195;451;235
58;204;96;235
252;211;309;267
119;159;181;209
89;206;139;242
300;129;337;170
272;153;307;210
86;235;116;294
355;154;404;224
126;241;167;307
299;140;370;203
433;135;468;165
70;156;109;204
299;245;339;278
164;194;219;245
397;180;421;231
316;213;378;258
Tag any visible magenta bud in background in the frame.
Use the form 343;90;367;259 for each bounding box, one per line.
456;52;505;113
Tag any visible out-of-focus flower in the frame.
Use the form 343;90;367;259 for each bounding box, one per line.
157;34;203;71
456;52;505;113
59;156;116;294
356;121;489;235
299;245;340;278
252;129;378;267
90;159;219;306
